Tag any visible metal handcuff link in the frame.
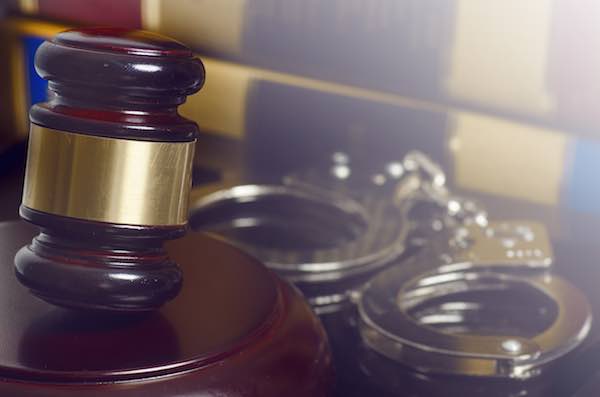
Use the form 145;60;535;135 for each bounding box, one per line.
190;151;592;379
353;153;592;379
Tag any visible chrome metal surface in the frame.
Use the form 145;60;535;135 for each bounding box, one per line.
190;184;409;282
189;152;493;313
358;220;592;379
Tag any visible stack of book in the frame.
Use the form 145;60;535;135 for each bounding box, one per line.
2;0;600;241
6;0;600;134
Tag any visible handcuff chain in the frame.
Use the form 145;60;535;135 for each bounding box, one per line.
397;150;488;228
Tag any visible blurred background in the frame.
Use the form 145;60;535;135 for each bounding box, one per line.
1;1;600;396
1;0;600;245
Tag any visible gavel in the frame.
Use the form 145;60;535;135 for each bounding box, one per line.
0;27;332;396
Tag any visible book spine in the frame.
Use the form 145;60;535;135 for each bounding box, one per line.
5;17;600;231
18;0;142;27
14;0;600;137
0;19;69;149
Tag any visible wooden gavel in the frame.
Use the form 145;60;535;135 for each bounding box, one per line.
0;27;332;396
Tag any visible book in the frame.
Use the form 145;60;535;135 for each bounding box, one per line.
0;17;456;145
11;0;600;135
4;16;600;237
17;0;142;27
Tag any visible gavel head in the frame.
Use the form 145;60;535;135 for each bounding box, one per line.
14;28;205;312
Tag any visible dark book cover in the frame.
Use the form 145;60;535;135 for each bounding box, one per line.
12;1;600;137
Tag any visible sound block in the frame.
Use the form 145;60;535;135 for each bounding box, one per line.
0;221;332;396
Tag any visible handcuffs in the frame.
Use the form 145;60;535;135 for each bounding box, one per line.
190;151;592;380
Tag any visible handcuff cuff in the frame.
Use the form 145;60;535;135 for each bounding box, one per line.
189;151;592;380
357;220;591;379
